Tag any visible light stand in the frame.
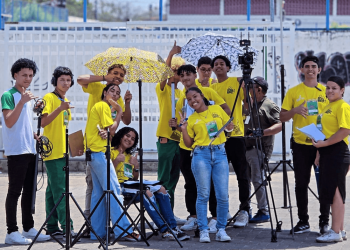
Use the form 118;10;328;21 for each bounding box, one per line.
31;99;45;214
28;121;104;250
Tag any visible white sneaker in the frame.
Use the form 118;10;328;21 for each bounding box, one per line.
208;219;217;234
180;217;197;231
5;231;32;245
227;212;233;221
316;229;342;243
216;228;231;242
174;216;187;225
199;230;210;243
233;210;249;228
22;228;51;242
342;230;347;240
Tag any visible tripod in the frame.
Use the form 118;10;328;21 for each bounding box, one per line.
225;71;282;242
73;129;148;249
28;127;104;250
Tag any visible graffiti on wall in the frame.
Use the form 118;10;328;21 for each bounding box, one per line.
295;50;350;85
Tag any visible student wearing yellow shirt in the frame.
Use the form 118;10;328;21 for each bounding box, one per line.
40;67;77;237
84;83;140;242
313;76;350;243
280;56;330;235
155;42;186;224
180;87;233;243
195;56;217;88
210;55;251;227
110;127;190;241
77;64;131;226
169;64;229;232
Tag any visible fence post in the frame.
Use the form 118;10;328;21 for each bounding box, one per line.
84;0;87;22
247;0;251;21
159;0;163;21
326;0;330;31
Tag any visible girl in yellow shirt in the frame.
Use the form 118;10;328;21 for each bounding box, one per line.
180;87;233;243
111;127;190;241
313;76;350;243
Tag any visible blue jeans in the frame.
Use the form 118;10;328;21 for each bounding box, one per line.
121;184;177;233
89;152;132;240
191;144;229;231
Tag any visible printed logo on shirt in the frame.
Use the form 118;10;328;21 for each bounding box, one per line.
227;87;235;94
325;109;332;114
318;96;326;103
296;95;304;102
305;137;312;143
212;113;220;118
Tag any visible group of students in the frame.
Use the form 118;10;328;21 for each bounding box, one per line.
2;50;350;245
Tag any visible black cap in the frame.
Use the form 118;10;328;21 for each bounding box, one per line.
253;76;268;92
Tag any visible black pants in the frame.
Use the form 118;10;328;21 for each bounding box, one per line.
179;148;217;217
292;141;330;224
225;137;250;212
6;154;36;234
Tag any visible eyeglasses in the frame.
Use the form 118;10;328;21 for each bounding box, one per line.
199;68;212;73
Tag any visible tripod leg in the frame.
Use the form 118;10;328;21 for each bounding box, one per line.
286;163;295;239
109;192;150;246
27;194;66;250
69;194;106;249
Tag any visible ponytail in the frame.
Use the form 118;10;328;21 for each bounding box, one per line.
203;97;211;106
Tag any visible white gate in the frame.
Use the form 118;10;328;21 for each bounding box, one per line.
0;21;296;159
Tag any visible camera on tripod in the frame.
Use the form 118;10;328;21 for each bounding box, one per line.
238;39;255;66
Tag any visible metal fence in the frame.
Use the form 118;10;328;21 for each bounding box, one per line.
0;21;296;158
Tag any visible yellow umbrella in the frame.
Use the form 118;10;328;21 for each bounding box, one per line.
84;47;174;83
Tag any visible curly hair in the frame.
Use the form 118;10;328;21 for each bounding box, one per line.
101;83;121;100
107;64;127;74
211;55;231;70
51;66;74;87
170;56;186;70
11;58;38;79
177;64;197;76
111;127;139;155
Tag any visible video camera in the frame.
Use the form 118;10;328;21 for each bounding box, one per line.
238;37;255;78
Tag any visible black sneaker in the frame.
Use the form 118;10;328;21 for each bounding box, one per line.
290;220;310;234
173;227;190;241
46;229;64;236
319;223;330;235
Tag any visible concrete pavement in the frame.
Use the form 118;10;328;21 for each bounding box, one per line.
0;171;349;249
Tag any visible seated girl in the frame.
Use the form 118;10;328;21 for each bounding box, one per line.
111;127;190;241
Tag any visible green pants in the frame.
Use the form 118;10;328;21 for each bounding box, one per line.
45;157;73;233
156;139;181;209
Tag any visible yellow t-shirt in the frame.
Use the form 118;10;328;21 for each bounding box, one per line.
195;77;214;88
210;77;244;137
155;83;183;141
82;82;125;118
187;105;230;147
176;86;226;150
42;93;72;161
84;101;114;152
111;149;133;183
281;82;328;145
319;99;350;145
